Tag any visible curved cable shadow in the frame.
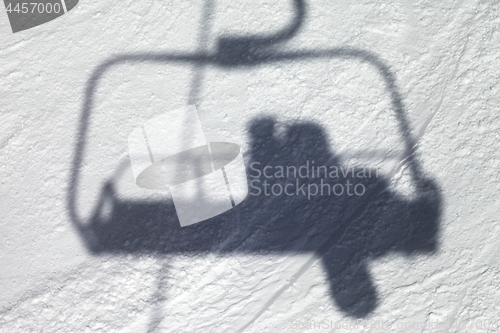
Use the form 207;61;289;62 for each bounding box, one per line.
66;0;441;319
216;0;305;65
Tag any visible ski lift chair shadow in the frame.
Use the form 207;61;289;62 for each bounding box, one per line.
67;0;441;318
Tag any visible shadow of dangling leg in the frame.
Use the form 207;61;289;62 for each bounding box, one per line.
147;258;171;333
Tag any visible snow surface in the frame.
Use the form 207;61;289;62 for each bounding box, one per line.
1;0;499;332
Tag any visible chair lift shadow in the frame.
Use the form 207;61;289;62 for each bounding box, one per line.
68;0;442;318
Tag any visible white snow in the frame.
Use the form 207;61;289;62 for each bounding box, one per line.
1;0;499;332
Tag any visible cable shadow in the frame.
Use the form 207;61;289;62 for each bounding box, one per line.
67;0;442;320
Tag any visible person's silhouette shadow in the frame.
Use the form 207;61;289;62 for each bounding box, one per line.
75;116;441;318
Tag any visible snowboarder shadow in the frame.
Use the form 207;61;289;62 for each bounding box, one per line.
77;116;441;318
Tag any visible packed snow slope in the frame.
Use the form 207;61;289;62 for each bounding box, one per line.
1;0;499;332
